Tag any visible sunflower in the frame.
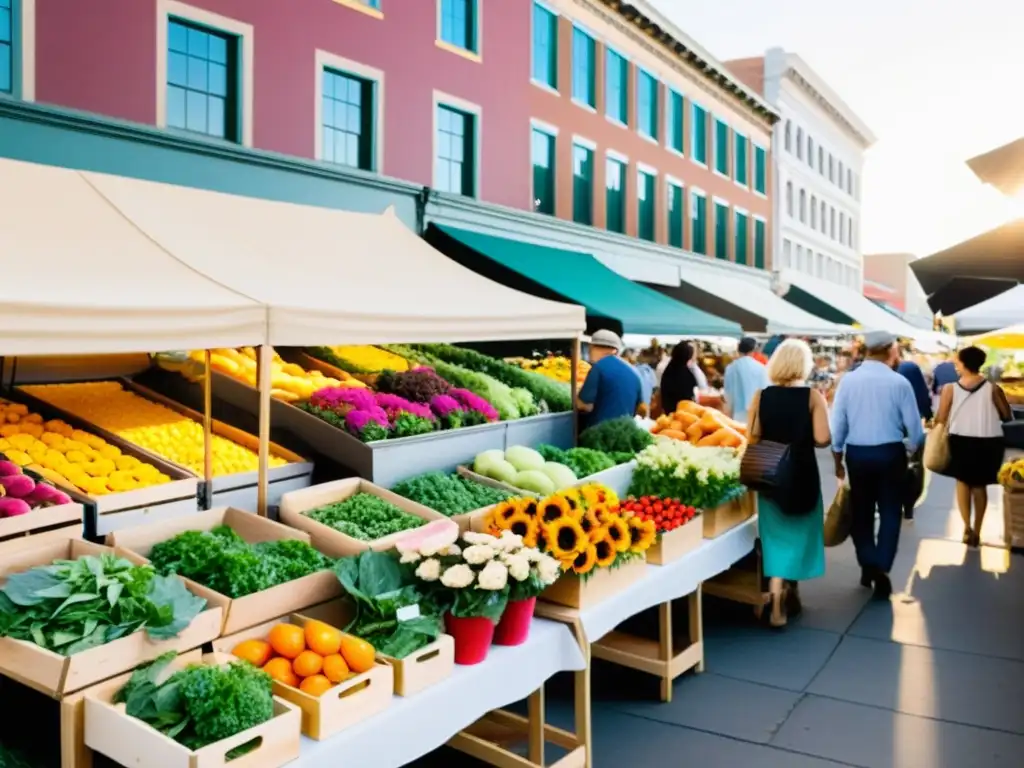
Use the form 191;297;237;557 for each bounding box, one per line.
518;498;539;519
491;499;521;530
570;544;598;576
538;495;574;525
506;510;540;547
546;517;587;560
628;516;657;553
579;485;601;509
559;488;582;513
578;509;603;541
604;515;632;553
592;531;618;568
535;525;550;553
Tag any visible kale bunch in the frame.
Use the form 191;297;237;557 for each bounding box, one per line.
579;417;654;456
391;472;514;517
306;493;427;541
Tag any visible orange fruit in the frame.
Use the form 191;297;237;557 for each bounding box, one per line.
231;639;272;667
304;619;343;657
263;657;300;688
322;654;350;683
340;634;376;674
292;650;324;679
268;623;305;660
299;674;333;698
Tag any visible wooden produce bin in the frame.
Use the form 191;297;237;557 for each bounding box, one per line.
107;507;342;635
541;557;648;610
0;500;83;542
647;516;703;566
703;490;757;539
6;387;199;535
84;652;302;768
1004;489;1024;549
299;599;455;698
279;478;447;558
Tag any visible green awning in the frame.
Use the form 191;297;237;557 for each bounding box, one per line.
427;225;741;337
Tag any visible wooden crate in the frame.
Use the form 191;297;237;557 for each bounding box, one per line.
0;503;83;542
279;478;448;558
703;491;757;539
106;507;341;635
298;599;455;698
541;557;648;610
213;615;393;740
0;533;222;698
1004;490;1024;549
647;516;703;565
83;652;302;768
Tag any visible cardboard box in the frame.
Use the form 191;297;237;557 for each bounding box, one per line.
106;507;342;635
541;557;648;610
1004;489;1024;549
647;516;703;565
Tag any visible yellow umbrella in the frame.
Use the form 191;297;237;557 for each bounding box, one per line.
970;324;1024;349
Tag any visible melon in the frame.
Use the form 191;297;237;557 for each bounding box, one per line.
514;470;555;496
540;462;577;491
505;446;545;473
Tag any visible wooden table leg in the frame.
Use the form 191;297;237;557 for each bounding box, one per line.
574;644;592;768
59;693;92;768
658;601;673;702
689;585;705;673
527;686;545;765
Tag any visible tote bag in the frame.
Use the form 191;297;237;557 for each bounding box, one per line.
924;387;980;474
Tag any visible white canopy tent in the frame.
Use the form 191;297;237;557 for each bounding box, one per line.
0;158;266;356
954;284;1024;334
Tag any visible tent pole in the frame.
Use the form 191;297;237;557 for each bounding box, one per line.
570;335;581;445
257;345;272;517
203;350;213;509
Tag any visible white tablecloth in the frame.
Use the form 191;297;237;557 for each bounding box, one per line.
577;517;758;643
291;619;585;768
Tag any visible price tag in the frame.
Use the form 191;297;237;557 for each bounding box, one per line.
396;604;421;622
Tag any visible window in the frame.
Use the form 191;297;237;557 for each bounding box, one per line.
572;142;593;224
0;0;12;94
713;118;730;176
166;20;239;141
796;127;803;160
754;145;766;194
667;90;684;153
531;3;557;89
847;168;853;195
637;69;658;141
784;120;791;151
531;128;555;215
807;137;815;166
798;188;806;223
839;212;845;244
571;27;595;107
838;160;844;188
321;68;375;170
734;210;748;265
734;133;748;186
605;156;626;234
796;244;804;271
691;103;708;164
605;48;628;124
714;201;729;260
810;195;817;229
439;0;478;54
785;181;793;216
754;218;766;269
691;191;707;254
435;104;476;196
828;154;834;182
782;239;791;268
667;181;684;248
830;207;836;238
637;168;656;241
816;252;824;278
820;200;826;232
818;146;824;173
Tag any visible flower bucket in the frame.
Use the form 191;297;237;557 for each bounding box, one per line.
493;597;536;646
444;613;496;665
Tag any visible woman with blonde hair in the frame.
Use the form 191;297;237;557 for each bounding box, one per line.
747;339;832;627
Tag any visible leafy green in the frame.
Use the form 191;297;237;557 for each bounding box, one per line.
579;417;654;455
335;551;443;659
307;493;426;541
0;554;206;655
390;472;514;517
149;526;333;599
115;652;274;752
537;444;634;478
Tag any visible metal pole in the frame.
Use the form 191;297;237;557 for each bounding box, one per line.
570;335;582;445
202;349;214;509
256;344;273;516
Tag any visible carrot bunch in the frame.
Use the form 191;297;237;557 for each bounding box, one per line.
650;401;746;449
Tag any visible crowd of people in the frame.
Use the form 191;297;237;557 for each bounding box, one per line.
574;328;1012;629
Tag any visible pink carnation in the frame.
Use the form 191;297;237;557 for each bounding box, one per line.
375;392;435;421
449;388;499;422
429;394;463;418
310;387;376;413
345;407;388;434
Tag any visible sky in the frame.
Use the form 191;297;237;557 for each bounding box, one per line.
651;0;1024;257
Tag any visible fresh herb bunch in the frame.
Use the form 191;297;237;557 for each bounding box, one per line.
391;472;514;517
306;493;426;541
375;368;451;403
0;554;206;655
392;413;435;439
334;550;443;659
149;526;333;599
538;445;634;478
579;417;654;456
115;653;274;753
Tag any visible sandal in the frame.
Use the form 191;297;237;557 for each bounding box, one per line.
785;581;803;618
963;529;973;544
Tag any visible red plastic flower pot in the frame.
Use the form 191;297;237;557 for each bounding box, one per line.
444;613;496;665
493;597;536;646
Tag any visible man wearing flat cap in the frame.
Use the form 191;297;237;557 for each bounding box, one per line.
829;331;925;599
577;330;643;429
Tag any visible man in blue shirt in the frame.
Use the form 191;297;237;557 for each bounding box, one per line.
577;330;643;429
931;356;958;396
723;337;769;423
831;331;925;600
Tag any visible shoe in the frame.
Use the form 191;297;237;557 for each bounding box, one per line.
785;581;803;618
963;529;974;545
903;510;914;521
769;588;787;629
860;568;874;588
872;573;892;600
968;531;981;548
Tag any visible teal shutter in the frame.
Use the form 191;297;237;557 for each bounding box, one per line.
754;218;766;268
691;194;707;254
0;0;13;94
668;91;684;153
714;202;729;260
531;3;557;89
572;28;595;107
531;128;555;215
754;145;767;194
714;119;729;176
638;70;658;140
572;143;593;224
734;212;748;265
692;104;707;163
637;170;655;241
668;182;683;247
605;158;625;233
605;49;628;124
734;133;748;186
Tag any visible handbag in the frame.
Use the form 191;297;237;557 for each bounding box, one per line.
824;484;852;547
924;385;980;474
739;401;799;504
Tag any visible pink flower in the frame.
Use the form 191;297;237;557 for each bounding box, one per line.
430;394;463;418
345;407;388;434
310;387;376;412
375;393;435;421
449;388;499;421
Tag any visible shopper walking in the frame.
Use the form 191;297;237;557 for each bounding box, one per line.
830;331;925;599
576;330;643;429
934;346;1012;547
897;350;931;522
658;342;700;414
723;337;769;423
746;339;831;628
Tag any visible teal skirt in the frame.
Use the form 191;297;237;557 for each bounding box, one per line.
759;494;826;582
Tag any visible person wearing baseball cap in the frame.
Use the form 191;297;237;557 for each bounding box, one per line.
577;330;643;429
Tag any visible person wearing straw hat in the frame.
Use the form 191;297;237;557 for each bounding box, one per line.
577;330;643;429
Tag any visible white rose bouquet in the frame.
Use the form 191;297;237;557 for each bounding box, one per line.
462;530;561;602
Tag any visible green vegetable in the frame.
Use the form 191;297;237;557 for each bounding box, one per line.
537;444;630;478
149;526;333;599
335;551;443;658
579;417;654;456
0;554;206;655
115;652;274;753
307;493;426;541
391;472;513;517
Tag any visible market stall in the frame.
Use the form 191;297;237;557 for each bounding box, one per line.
955;285;1024;334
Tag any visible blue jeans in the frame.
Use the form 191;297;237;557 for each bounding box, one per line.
846;443;907;574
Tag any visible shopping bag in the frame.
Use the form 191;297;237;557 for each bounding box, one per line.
824;484;852;547
905;451;925;510
923;425;951;474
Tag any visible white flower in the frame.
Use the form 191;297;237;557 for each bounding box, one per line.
440;563;475;588
462;544;497;565
524;547;545;563
399;550;422;564
477;560;509;591
536;555;561;585
440;543;462;557
506;553;531;582
496;530;524;551
415;558;441;582
462;531;499;546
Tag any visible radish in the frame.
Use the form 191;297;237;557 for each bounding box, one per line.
0;474;35;499
0;497;31;517
0;460;21;476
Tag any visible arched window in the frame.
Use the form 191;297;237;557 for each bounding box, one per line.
796;127;804;160
810;195;817;228
784;121;792;151
786;181;794;216
799;188;806;222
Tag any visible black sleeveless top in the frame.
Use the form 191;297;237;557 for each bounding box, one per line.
758;386;820;515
